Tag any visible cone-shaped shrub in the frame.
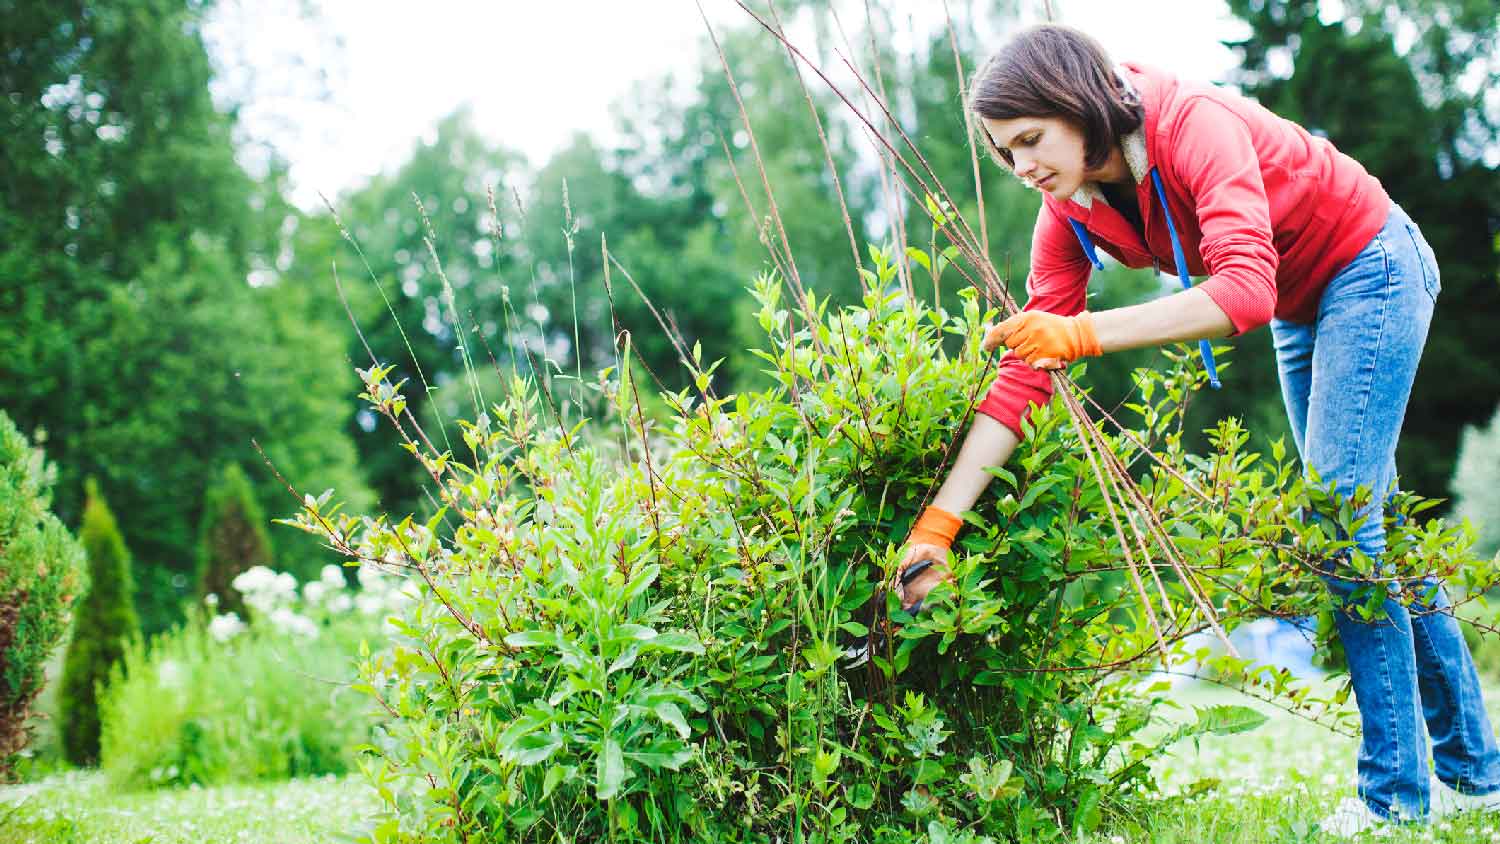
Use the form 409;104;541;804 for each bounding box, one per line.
59;479;140;766
0;413;87;780
195;463;274;618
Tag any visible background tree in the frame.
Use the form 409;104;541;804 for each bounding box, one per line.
195;463;274;619
59;479;139;766
0;412;87;780
283;109;529;521
0;0;373;631
1219;0;1500;497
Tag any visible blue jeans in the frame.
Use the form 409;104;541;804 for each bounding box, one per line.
1270;203;1500;820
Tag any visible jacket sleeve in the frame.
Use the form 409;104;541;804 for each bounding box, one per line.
976;203;1092;437
1167;96;1279;334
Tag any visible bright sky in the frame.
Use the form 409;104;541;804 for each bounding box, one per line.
206;1;1252;211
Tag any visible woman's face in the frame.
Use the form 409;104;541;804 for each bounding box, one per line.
981;115;1091;199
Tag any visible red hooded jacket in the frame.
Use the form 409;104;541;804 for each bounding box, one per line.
976;62;1391;436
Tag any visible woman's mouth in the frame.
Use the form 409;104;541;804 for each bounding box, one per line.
1035;174;1056;190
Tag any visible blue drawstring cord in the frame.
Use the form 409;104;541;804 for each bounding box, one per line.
1150;169;1221;389
1065;170;1222;390
1068;218;1105;270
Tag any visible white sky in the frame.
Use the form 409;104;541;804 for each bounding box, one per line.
206;1;1252;211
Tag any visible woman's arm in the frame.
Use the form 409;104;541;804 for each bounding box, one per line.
1090;286;1233;352
896;414;1020;609
903;284;1229;607
930;414;1022;515
983;285;1234;369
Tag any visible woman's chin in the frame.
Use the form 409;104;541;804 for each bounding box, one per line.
1037;176;1069;197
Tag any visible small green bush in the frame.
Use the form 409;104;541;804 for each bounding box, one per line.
0;412;88;780
289;252;1498;843
97;564;391;789
196;462;275;618
59;479;140;766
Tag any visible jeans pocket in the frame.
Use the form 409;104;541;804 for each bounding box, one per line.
1405;222;1442;303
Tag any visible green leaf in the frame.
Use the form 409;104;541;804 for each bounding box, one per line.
1074;787;1102;834
609;644;641;675
596;737;626;800
1194;704;1269;736
654;702;691;739
509;730;562;766
644;632;704;654
905;246;932;273
624;747;693;771
504;630;557;649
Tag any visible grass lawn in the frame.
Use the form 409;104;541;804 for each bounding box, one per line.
0;771;377;844
1114;679;1500;843
5;682;1500;843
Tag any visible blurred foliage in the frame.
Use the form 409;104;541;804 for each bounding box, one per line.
0;0;372;632
1452;401;1500;559
1217;0;1500;496
97;566;390;789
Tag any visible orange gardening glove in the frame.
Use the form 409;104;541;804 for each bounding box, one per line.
897;506;961;610
982;311;1102;370
907;506;962;550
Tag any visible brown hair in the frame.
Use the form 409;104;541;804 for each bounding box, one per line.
967;24;1142;171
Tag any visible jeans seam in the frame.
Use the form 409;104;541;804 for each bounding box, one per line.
1341;234;1392;514
1403;223;1440;302
1377;627;1397;817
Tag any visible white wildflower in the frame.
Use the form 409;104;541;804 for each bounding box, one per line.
157;658;185;689
320;564;345;589
355;592;386;616
327;593;354;615
231;565;276;596
208;612;247;642
270;607;320;639
302;581;327;606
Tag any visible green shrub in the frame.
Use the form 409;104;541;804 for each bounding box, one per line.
97;564;391;789
0;412;88;780
196;462;275;618
290;257;1496;843
59;479;140;766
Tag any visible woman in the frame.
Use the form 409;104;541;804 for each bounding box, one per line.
894;23;1500;834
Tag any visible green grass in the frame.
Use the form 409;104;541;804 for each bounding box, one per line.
1119;680;1500;843
0;771;376;844
5;681;1500;843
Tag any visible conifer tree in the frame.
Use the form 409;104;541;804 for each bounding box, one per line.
0;412;86;779
196;463;273;618
59;479;139;766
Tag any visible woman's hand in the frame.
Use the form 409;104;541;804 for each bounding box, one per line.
895;542;952;611
896;506;963;612
982;311;1101;370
